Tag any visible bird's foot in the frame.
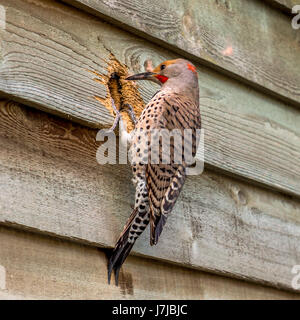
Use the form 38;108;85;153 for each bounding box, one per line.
122;103;137;126
105;98;122;133
106;99;137;133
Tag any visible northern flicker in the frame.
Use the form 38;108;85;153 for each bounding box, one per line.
107;58;201;285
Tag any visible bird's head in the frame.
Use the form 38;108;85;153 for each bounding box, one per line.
126;58;198;86
126;58;199;102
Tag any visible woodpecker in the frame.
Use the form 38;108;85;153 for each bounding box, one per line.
107;59;201;285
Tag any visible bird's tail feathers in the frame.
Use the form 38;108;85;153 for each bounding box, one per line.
150;165;186;246
150;214;167;246
108;208;137;285
108;207;149;285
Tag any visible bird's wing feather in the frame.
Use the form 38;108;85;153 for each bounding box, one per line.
146;93;201;245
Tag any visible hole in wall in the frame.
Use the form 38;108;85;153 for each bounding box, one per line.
91;54;145;132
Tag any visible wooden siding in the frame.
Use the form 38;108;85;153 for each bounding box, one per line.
1;0;300;198
1;100;300;291
63;0;300;106
1;226;299;300
0;0;299;298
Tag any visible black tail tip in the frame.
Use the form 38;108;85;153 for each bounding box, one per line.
107;266;113;285
107;260;122;286
107;271;121;286
153;214;167;245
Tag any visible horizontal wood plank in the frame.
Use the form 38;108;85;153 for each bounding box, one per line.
1;226;299;300
1;0;300;197
0;100;300;291
63;0;300;106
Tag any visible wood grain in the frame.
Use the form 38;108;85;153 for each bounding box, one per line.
1;0;300;197
63;0;300;106
0;100;300;291
1;226;299;300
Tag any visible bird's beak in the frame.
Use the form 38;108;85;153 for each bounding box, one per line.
125;72;156;81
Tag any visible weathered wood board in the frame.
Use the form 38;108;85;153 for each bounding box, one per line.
63;0;300;106
1;226;299;300
1;0;300;198
0;100;300;291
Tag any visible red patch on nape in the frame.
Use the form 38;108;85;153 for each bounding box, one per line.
155;74;169;83
187;63;197;73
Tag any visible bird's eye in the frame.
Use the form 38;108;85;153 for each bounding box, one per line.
160;64;166;71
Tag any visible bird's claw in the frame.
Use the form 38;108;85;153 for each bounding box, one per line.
123;103;137;126
105;98;137;133
105;98;122;133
